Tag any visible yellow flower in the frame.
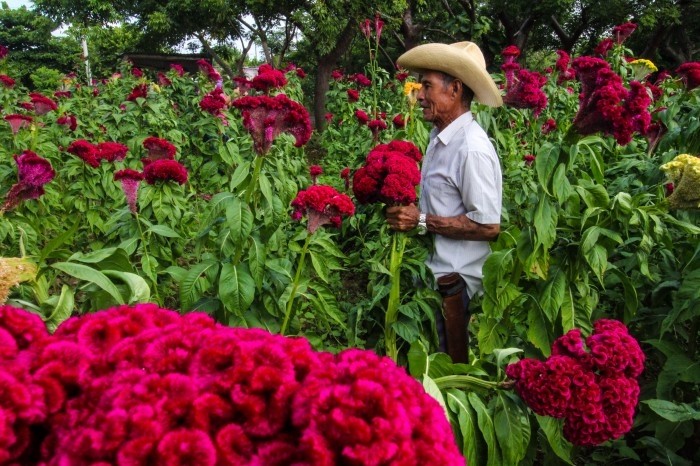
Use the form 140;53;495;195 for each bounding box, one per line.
404;82;422;106
629;59;658;73
0;257;37;304
660;154;700;209
628;59;658;81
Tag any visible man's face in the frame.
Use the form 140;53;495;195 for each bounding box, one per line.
417;71;456;128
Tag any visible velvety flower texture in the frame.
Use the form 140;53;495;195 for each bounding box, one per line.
67;139;100;168
612;22;637;44
252;64;288;92
197;59;222;83
347;88;360;102
659;153;700;209
555;50;576;84
355;109;369;125
350;73;372;87
368;118;388;137
392;114;405;128
142;136;177;163
0;74;15;88
352;140;422;206
541;118;557;134
114;169;144;213
96;141;129;163
506;319;645;446
200;87;229;115
29;93;58;115
143;159;188;185
503;68;548;116
0;304;464;465
2;151;55;212
56;114;77;131
291;184;355;233
309;165;323;184
170;64;185;77
126;83;149;101
231;94;312;155
4;114;32;135
594;38;614;56
571;56;652;145
676;62;700;90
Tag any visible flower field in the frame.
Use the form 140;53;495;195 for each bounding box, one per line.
1;22;700;466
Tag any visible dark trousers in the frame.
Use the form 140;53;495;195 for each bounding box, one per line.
436;273;471;364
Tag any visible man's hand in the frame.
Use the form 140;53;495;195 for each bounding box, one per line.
386;204;420;231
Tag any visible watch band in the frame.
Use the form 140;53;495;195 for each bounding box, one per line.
417;213;427;235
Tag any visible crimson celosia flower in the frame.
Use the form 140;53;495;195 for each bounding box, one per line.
368;118;387;137
142;136;177;164
66;139;100;168
53;90;71;99
676;62;700;90
324;113;333;123
252;63;287;92
29;93;57;115
231;94;312;155
340;167;351;190
360;18;371;38
503;69;548;116
170;63;185;76
392;114;405;128
56;114;77;131
501;45;520;63
0;304;464;464
126;83;148;101
355;109;369;125
396;72;409;82
197;59;222;83
523;154;535;166
541;118;557;134
506;319;644;446
612;22;637;44
594;38;614;56
0;45;7;59
131;67;143;77
97;141;129;163
331;69;343;80
200;87;229;115
114;169;144;213
572;56;651;145
374;13;384;43
0;74;15;88
352;141;422;206
4;114;32;134
347;88;359;102
295;67;306;79
350;73;371;87
291;184;355;233
309;165;323;184
1;151;55;212
157;72;172;86
143;159;188;185
555;50;576;83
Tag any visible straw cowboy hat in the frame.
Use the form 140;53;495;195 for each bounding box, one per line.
397;41;503;107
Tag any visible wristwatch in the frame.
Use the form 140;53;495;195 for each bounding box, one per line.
417;213;427;235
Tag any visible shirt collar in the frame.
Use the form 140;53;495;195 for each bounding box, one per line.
433;111;473;146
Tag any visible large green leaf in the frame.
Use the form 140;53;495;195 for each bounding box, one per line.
102;270;151;304
248;236;267;289
147;224;181;238
219;262;256;318
535;415;573;464
535;143;560;194
52;262;125;305
527;304;553;356
477;317;508;354
643;400;700;422
540;266;566;322
468;392;501;466
494;392;530;465
534;195;557;251
44;285;74;332
180;260;219;311
447;390;480;466
226;198;254;245
39;220;80;263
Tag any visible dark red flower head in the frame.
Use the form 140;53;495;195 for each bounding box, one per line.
252;64;287;92
291;184;355;232
503;69;548;116
29;93;58;115
354;109;369;125
0;45;7;60
4;114;32;135
126;83;148;101
170;64;185;76
114;169;144;213
594;38;614;56
2;151;55;212
197;59;221;83
142;137;177;163
347;88;359;102
501;45;521;65
612;22;637;44
67;139;100;168
676;62;700;90
96;141;129;163
56;114;77;131
143;159;188;185
0;74;15;88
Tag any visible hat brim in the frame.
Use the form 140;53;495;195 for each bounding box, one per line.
397;43;503;107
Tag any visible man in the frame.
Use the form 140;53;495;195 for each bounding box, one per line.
386;42;503;363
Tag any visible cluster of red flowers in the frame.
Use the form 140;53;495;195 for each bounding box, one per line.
0;74;15;88
347;88;360;102
571;56;651;145
1;150;55;212
555;50;577;84
56;114;77;131
199;87;229;116
251;63;288;92
113;169;144;213
66;140;129;168
231;94;312;155
676;62;700;90
142;136;177;163
309;164;323;184
352;140;422;206
197;59;222;83
143;159;188;185
349;73;372;87
500;46;548;116
28;93;57;115
291;184;355;233
126;83;149;101
4;114;32;134
0;304;463;465
506;319;645;446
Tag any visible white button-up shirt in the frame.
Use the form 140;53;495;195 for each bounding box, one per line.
419;111;502;297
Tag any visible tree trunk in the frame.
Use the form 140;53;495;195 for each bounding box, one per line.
400;3;422;51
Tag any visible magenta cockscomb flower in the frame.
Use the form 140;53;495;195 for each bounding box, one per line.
676;62;700;90
571;56;651;145
97;141;129;162
506;319;644;446
126;83;149;101
503;68;548;116
142;136;177;163
355;109;369;125
4;114;32;134
349;73;371;87
541;118;557;134
231;94;312;155
53;90;71;99
523;154;536;166
392;113;405;128
170;63;185;76
368;118;388;138
309;165;323;184
0;45;8;60
114;169;144;213
291;184;355;233
200;87;229;115
28;93;58;115
196;59;221;83
2;151;55;212
157;72;172;86
143;159;188;185
131;67;143;77
340;167;351;190
251;63;287;93
612;22;637;44
331;69;343;80
347;88;360;102
56;114;77;131
0;74;15;88
352;140;422;206
594;38;614;56
555;50;576;83
66;139;100;168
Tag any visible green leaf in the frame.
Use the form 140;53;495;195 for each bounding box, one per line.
588;148;605;185
258;173;274;207
309;250;331;283
147;224;181;238
643;400;700;422
229;162;251;191
527;304;553;356
248;236;267;288
534;195;557;251
180;260;219;311
468;392;501;466
583;244;608;286
423;374;449;418
44;285;74;332
552;163;573;204
226;198;254;245
494;392;530;465
39;220;80;263
535;143;560;194
52;262;125;305
102;271;151;304
219;262;255;318
535;415;573;464
447;390;480;466
494;348;524;369
140;254;158;284
610;268;639;322
407;340;429;378
540;267;566;322
477;317;508;354
560;285;576;333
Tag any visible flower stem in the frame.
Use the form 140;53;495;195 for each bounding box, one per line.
434;374;514;391
385;231;407;361
135;212;161;304
280;233;311;335
245;155;264;204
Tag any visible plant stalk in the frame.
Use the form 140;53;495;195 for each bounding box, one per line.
280;233;311;335
385;231;407;361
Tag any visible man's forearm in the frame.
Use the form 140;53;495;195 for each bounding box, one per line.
426;213;500;241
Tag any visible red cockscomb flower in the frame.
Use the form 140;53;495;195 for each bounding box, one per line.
126;83;148;101
503;69;548;116
251;64;287;92
291;184;355;233
53;90;71;99
368;118;387;137
347;89;359;102
131;67;143;77
200;87;229;115
0;74;15;88
2;151;55;212
29;93;58;115
114;169;144;213
355;109;369;125
170;64;185;76
97;141;129;163
4;114;32;134
350;73;371;87
231;94;312;155
340;167;351;190
676;62;700;90
555;50;576;83
157;72;172;86
594;38;614;56
0;45;7;60
392;114;405;128
541;118;557;134
612;22;637;45
331;69;343;80
523;154;536;166
142;136;177;164
143;159;188;185
309;165;323;184
67;139;100;168
56;114;77;131
197;59;221;83
395;72;409;82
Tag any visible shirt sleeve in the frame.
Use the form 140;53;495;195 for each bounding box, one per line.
459;149;502;224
